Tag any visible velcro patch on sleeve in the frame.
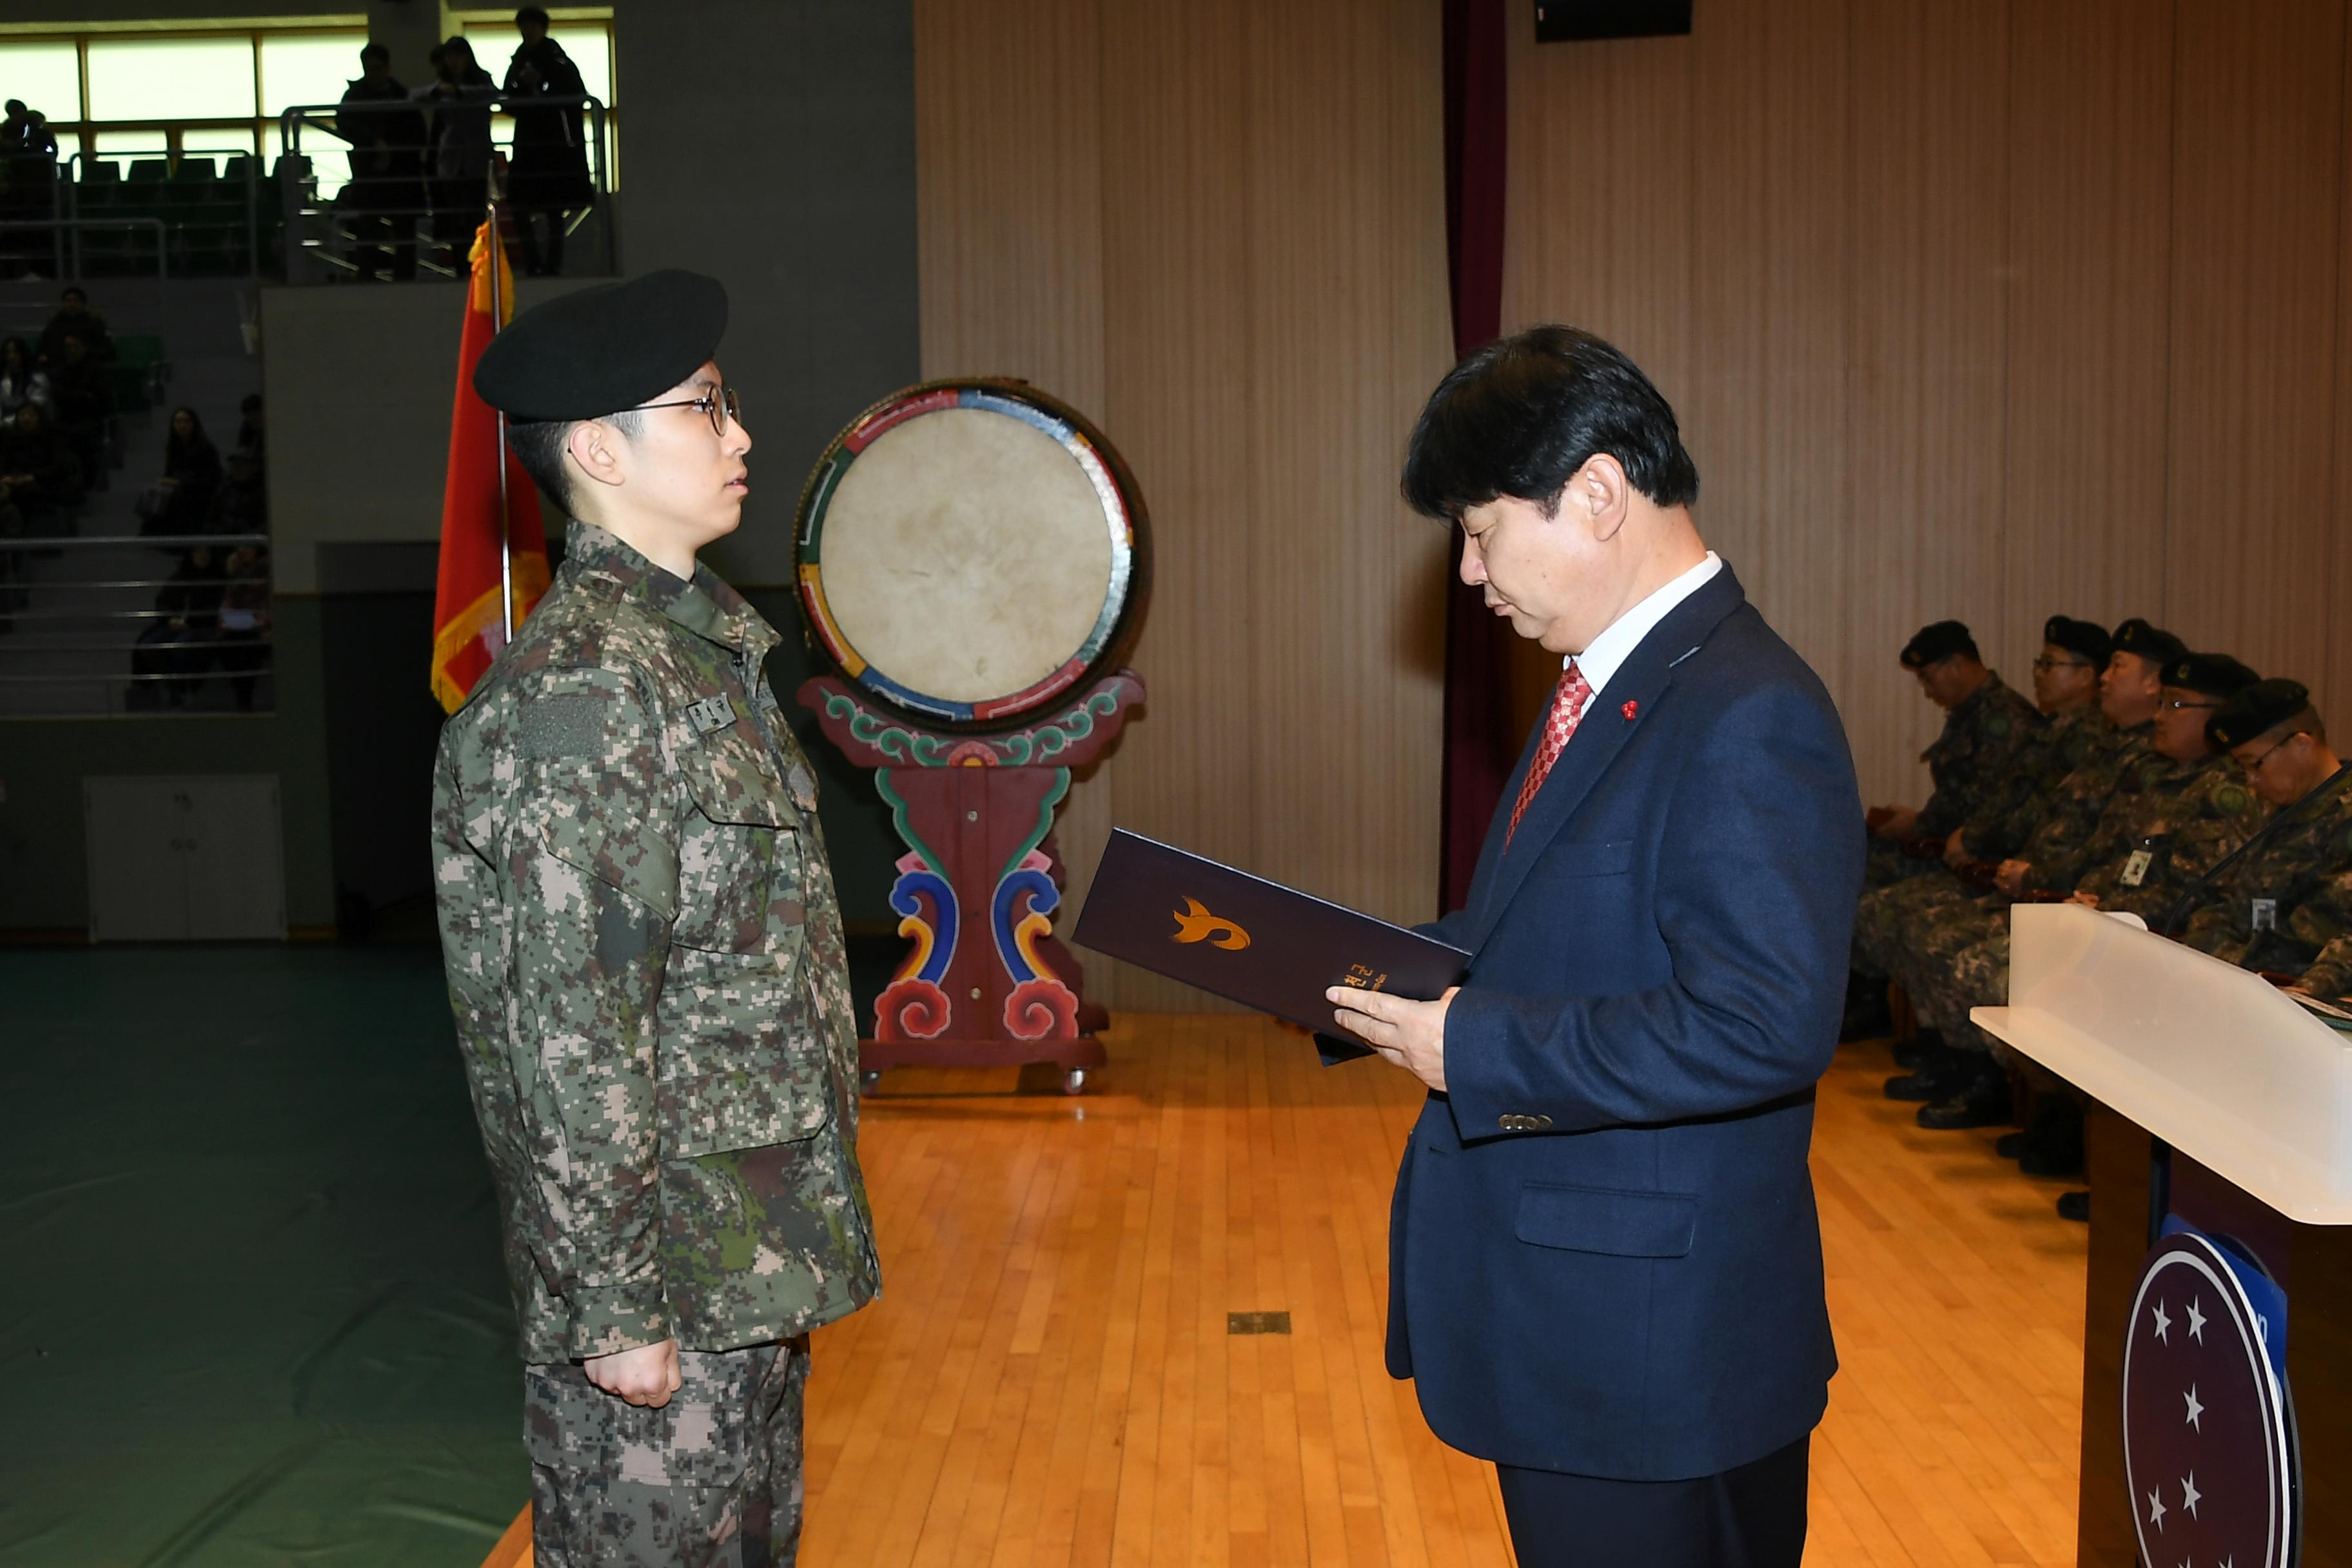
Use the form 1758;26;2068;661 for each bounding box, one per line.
520;692;607;758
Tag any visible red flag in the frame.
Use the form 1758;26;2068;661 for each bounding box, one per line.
431;218;550;715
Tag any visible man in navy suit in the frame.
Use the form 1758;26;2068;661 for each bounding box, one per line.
1329;326;1863;1567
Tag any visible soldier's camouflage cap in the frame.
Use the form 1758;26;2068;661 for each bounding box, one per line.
2042;615;2110;667
475;269;729;421
2162;650;2260;698
2208;678;2315;750
1901;620;1978;669
2110;617;2186;667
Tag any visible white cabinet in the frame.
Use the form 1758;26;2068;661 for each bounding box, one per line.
83;776;286;941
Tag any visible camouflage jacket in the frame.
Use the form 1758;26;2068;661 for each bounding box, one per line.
1914;671;2042;839
2180;769;2352;988
2018;721;2159;893
433;521;879;1365
2072;751;2270;918
1955;705;2111;862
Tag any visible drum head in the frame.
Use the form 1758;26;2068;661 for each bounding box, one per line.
794;381;1149;730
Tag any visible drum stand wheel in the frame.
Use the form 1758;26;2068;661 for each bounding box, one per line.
858;1069;883;1097
1062;1067;1088;1096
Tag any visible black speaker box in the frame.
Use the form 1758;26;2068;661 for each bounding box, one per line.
1534;1;1694;42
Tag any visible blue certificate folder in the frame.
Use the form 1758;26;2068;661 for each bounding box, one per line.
1073;828;1472;1036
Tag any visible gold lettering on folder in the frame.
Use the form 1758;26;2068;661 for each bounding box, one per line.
1171;898;1251;951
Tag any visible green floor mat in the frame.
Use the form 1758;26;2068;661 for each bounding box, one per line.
2;947;525;1567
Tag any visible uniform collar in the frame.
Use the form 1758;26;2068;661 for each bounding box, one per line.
564;518;774;659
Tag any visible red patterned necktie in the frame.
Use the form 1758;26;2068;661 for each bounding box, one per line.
1507;659;1593;845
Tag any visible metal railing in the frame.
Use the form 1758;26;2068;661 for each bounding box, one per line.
276;93;613;282
0;532;274;714
0;217;167;300
0;151;268;283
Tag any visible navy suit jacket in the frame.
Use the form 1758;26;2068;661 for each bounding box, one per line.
1366;562;1862;1482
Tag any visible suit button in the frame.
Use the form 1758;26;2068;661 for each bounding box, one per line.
1533;1115;1553;1130
1498;1115;1521;1130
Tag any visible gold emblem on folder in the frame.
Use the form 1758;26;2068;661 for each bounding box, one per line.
1171;897;1251;951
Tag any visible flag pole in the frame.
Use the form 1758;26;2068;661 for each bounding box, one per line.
485;178;515;642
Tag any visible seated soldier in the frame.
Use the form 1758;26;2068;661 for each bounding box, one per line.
1880;616;2181;1095
1846;615;2108;1045
1906;651;2266;1149
1860;620;2039;887
2179;680;2352;983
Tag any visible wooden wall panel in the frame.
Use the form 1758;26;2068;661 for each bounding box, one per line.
1094;0;1260;1010
1239;0;1451;925
2164;0;2346;689
911;0;1122;1001
2003;0;2175;658
1687;0;1861;770
1842;0;2014;800
916;0;1450;1008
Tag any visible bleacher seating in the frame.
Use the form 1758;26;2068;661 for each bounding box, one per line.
68;154;273;280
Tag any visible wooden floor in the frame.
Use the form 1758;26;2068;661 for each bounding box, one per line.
486;1019;2088;1567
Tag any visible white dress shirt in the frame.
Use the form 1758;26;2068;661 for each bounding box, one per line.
1566;551;1722;701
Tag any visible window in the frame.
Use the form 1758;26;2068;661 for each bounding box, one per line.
0;40;81;121
86;37;257;121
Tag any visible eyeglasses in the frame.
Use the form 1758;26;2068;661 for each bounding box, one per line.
2162;698;2220;711
637;384;742;438
2032;656;2093;672
2236;732;2306;777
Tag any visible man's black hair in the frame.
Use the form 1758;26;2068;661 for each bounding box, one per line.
60;285;84;303
240;392;263;414
507;409;645;514
1402;324;1698;521
516;6;552;26
359;41;390;66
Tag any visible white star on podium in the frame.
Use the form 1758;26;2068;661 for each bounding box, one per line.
2153;1300;2172;1344
2187;1298;2207;1344
2184;1384;2204;1432
2181;1470;2200;1518
2148;1487;2167;1530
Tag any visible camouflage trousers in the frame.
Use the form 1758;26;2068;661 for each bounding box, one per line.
1906;916;2012;1059
1852;868;1983;979
1883;893;2007;1034
527;1336;810;1568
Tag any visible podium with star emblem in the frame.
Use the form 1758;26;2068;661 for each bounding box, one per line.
1975;903;2352;1568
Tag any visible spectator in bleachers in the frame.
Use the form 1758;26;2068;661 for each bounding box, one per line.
206;445;268;537
0;337;50;417
0;399;83;534
235;392;264;466
38;286;110;365
215;544;271;710
503;6;593;277
46;331;110;480
126;543;225;709
420;34;498;271
339;43;430;282
1;102;57;277
137;407;223;538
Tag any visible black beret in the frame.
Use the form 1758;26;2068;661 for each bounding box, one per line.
474;269;729;422
2161;651;2260;698
2208;678;2315;750
1901;620;1979;669
2041;615;2111;668
2111;617;2186;667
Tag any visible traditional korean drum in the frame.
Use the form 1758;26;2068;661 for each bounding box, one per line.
792;380;1150;730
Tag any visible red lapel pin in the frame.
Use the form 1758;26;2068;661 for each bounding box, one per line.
1622;700;1640;721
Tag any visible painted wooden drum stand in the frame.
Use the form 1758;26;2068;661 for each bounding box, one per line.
792;380;1149;1093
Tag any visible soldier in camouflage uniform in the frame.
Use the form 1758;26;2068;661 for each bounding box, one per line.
2180;680;2352;989
1905;651;2266;1131
1859;620;2041;889
1847;616;2109;1041
433;271;879;1567
1877;618;2182;1095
